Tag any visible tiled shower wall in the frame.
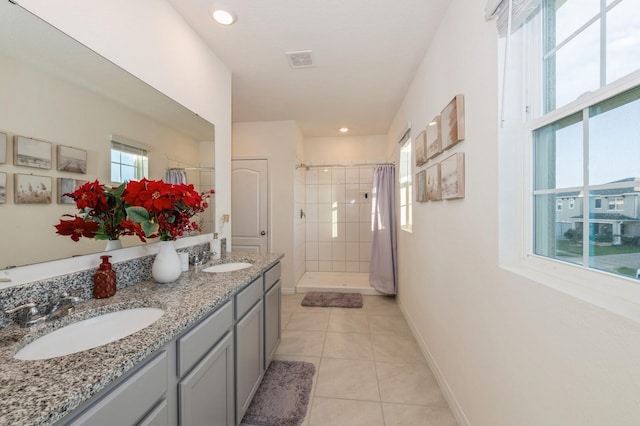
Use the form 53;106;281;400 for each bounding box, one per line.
305;166;374;272
294;166;307;284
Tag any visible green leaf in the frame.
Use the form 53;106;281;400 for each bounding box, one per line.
142;220;159;236
126;206;150;223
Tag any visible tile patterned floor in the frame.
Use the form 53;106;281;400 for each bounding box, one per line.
272;293;459;426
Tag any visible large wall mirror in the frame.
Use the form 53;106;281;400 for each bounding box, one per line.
0;2;215;270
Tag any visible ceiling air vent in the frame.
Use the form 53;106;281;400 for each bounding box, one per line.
285;50;314;69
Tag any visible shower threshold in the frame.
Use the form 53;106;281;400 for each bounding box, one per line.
296;272;384;295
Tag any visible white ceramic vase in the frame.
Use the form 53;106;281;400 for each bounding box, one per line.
152;240;182;283
105;239;122;251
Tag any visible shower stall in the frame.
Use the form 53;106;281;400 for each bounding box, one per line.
295;163;391;295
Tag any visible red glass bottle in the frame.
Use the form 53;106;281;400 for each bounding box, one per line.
94;255;116;299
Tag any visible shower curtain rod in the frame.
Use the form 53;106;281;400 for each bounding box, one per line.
296;162;394;169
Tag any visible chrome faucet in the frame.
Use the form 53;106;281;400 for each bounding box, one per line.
3;302;45;328
3;292;82;327
47;292;82;321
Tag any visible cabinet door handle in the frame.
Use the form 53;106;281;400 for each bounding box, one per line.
260;231;266;236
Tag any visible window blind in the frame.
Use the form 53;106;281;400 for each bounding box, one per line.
486;0;541;37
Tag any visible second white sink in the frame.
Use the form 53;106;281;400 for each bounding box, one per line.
14;307;165;361
202;262;252;273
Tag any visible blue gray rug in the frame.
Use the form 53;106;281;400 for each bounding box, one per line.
242;360;315;426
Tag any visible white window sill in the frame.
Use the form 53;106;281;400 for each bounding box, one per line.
501;255;640;324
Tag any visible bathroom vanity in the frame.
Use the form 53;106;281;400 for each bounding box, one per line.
0;253;282;426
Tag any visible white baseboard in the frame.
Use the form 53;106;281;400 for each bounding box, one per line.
397;300;471;426
281;287;296;295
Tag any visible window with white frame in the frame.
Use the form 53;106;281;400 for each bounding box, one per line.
110;139;148;183
399;137;412;232
569;198;575;209
530;0;640;279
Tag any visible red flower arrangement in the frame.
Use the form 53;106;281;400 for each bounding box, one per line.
124;179;214;241
55;179;214;242
55;181;146;242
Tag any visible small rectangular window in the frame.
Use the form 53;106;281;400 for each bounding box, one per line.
110;139;148;183
399;137;412;232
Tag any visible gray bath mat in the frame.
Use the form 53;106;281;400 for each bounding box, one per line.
242;360;315;426
301;291;363;308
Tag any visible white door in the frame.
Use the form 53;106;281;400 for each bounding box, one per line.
231;159;268;253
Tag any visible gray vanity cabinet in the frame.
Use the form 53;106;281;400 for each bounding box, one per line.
235;277;265;424
177;300;235;426
64;351;169;426
263;272;281;369
178;331;234;426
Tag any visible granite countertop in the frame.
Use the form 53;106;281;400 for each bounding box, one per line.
0;252;283;426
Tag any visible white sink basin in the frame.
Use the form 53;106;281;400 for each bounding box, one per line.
14;307;165;361
202;262;252;273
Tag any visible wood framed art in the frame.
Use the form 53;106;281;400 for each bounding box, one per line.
0;132;7;164
14;174;52;204
416;170;426;202
0;172;6;204
57;145;87;174
415;130;427;166
426;162;442;201
425;115;442;160
440;152;465;200
440;95;465;151
58;177;88;204
13;136;52;169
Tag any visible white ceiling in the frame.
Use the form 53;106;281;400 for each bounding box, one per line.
168;0;450;138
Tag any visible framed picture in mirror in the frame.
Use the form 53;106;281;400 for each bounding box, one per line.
415;130;427;166
426;162;442;201
14;174;52;204
440;95;465;151
14;136;52;170
425;115;442;160
441;152;465;200
0;172;6;204
57;146;87;174
416;170;427;202
0;132;7;164
58;177;88;204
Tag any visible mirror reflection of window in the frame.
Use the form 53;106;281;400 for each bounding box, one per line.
110;138;149;183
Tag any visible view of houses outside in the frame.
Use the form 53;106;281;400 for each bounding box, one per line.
554;178;640;278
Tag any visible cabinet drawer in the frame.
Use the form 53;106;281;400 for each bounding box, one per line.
177;300;233;377
236;277;263;319
67;351;168;426
138;398;168;426
264;262;281;291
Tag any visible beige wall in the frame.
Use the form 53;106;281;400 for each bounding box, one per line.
0;53;201;267
304;135;387;164
20;0;233;248
389;0;640;424
232;120;300;291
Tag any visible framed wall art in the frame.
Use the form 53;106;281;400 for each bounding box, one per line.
415;130;427;166
440;152;465;200
57;145;87;174
14;174;52;204
0;132;7;164
416;170;426;202
426;162;442;201
0;172;6;204
425;115;442;160
14;136;52;169
440;94;465;151
57;177;88;204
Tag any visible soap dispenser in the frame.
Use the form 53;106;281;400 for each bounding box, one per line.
210;233;221;260
94;255;117;299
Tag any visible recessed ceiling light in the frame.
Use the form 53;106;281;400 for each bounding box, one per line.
339;127;349;133
212;9;236;25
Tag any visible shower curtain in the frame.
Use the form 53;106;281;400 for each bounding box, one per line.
165;168;187;184
369;165;398;295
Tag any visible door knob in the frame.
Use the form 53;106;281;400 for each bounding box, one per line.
260;231;266;236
